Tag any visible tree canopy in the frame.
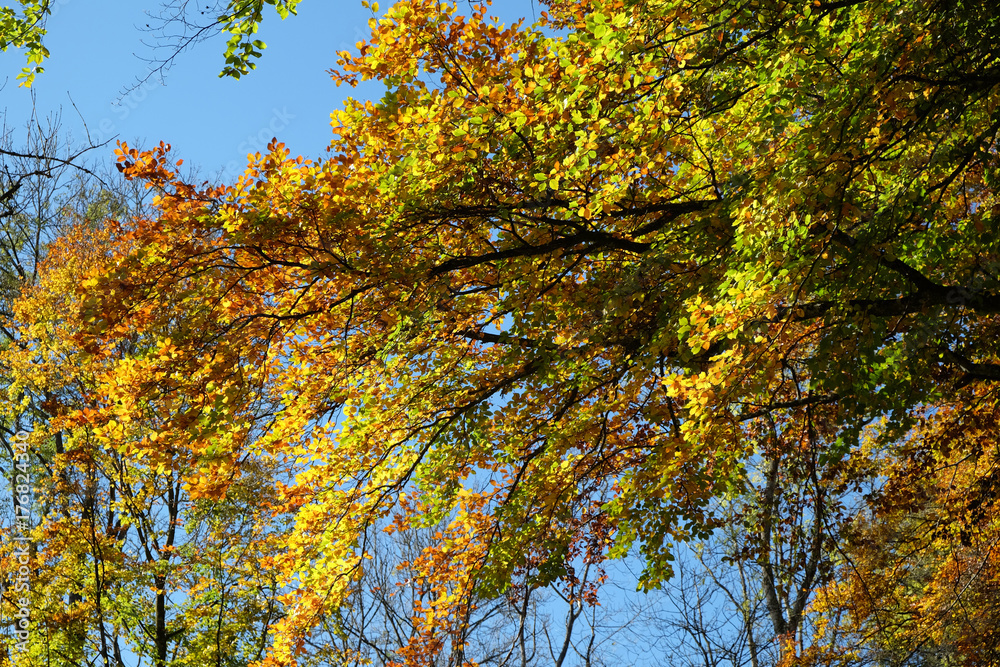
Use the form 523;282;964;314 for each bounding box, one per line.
5;0;1000;664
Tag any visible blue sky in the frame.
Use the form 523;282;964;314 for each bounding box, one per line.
1;0;540;181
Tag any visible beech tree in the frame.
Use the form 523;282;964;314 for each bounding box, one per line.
0;119;150;664
7;0;1000;665
1;215;292;667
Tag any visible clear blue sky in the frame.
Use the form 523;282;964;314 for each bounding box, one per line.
0;0;538;180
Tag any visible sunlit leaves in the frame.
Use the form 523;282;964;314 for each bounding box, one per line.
0;1;51;85
10;0;1000;664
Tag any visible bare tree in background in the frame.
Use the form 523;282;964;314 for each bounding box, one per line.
648;414;874;667
300;517;666;667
